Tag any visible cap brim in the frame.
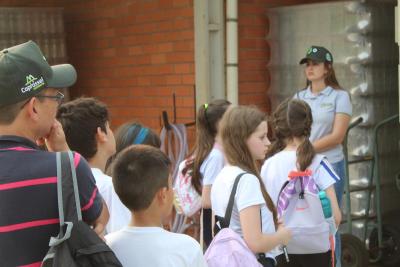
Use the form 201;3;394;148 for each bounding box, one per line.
299;56;326;65
299;58;308;64
47;64;77;88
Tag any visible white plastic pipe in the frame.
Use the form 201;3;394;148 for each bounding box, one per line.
226;0;238;105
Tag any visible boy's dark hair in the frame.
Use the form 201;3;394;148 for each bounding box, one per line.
57;97;109;160
112;144;171;211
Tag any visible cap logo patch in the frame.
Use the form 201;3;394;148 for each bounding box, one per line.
25;74;37;86
326;53;332;62
312;48;318;53
21;74;45;93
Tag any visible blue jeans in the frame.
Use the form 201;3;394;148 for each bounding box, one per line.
331;159;345;267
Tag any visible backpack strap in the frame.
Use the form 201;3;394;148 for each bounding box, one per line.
214;172;246;231
49;151;82;247
60;151;82;222
66;151;82;221
223;172;246;227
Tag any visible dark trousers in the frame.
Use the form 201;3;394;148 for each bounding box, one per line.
276;251;332;267
202;208;212;247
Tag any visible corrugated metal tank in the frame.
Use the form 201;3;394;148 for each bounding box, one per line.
266;0;400;241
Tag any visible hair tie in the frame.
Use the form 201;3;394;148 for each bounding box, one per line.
133;127;149;144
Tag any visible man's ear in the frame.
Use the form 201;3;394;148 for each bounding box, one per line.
26;97;39;122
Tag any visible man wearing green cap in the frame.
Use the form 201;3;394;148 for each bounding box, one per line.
0;41;109;266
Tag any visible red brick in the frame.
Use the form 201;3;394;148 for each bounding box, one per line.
151;54;167;64
173;17;193;29
106;97;130;107
166;75;182;85
128;46;144;55
150;76;167;86
181;74;194;85
173;40;194;52
166;52;193;63
174;63;192;74
158;43;174;53
137;77;152;86
173;0;191;8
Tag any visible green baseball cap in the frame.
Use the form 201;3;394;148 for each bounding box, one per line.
299;45;333;65
0;40;77;106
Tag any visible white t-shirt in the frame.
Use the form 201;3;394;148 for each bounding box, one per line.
91;168;131;234
260;150;339;204
200;145;225;185
210;165;277;258
105;226;207;267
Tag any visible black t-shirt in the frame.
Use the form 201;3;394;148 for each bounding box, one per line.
0;136;103;267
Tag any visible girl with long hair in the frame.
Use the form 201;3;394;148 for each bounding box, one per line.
261;99;341;267
295;46;352;266
211;105;291;266
182;99;231;246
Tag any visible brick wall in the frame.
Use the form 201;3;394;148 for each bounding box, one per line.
238;0;271;112
0;0;59;7
63;0;195;130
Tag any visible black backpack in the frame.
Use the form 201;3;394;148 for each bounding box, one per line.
42;151;123;267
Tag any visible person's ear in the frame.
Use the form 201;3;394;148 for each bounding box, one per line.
156;187;168;206
26;97;40;122
96;127;107;143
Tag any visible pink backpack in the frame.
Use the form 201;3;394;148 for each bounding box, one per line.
205;228;262;267
205;173;263;267
173;159;202;217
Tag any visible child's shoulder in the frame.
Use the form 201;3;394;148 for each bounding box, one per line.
210;146;224;157
265;150;296;163
310;154;327;169
91;168;114;188
162;230;202;250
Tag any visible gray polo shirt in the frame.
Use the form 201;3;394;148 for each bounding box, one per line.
294;86;352;163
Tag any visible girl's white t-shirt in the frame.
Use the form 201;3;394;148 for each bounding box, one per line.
260;150;339;205
211;165;278;258
200;145;225;185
